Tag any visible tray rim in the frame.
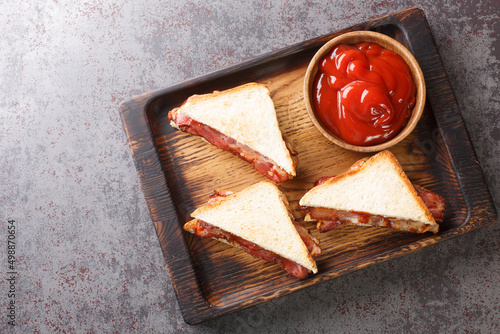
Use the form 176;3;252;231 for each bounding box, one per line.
119;7;497;325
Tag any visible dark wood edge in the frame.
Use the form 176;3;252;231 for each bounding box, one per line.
119;7;497;325
380;8;498;230
119;97;215;324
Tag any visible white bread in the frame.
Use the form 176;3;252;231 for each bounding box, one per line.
299;150;438;230
170;83;296;176
189;181;317;273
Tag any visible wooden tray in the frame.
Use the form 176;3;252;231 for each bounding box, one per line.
119;7;497;325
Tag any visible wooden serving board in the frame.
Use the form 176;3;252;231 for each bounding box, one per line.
119;7;497;325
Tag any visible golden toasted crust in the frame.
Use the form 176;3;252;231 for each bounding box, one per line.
183;219;198;233
173;83;266;107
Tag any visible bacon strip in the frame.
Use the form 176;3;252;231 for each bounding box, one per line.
168;111;298;183
414;185;445;222
299;177;445;234
207;190;235;205
293;222;321;257
313;176;335;187
191;219;312;279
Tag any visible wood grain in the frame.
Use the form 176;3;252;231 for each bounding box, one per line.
119;7;497;324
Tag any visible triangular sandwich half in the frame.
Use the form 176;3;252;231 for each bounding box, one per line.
184;181;320;279
168;83;298;183
299;150;444;234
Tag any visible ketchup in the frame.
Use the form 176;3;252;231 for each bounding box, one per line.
313;42;416;146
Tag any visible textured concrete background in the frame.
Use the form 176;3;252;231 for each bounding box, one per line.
1;1;499;333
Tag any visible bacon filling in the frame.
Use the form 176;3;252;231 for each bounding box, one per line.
192;220;317;279
193;190;320;279
168;111;298;183
414;185;445;222
299;177;445;234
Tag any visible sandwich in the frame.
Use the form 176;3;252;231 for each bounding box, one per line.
298;150;445;234
168;83;298;183
183;181;320;279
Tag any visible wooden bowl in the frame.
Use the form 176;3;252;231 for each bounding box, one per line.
303;31;426;152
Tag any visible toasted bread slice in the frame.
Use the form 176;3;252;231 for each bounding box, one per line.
186;181;317;274
299;150;439;233
169;83;296;177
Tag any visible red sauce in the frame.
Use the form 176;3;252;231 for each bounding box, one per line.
313;42;416;146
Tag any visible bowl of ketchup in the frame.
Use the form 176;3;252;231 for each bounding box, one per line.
304;31;426;152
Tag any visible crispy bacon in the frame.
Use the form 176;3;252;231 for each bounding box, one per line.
207;190;235;205
299;176;445;234
313;176;335;187
300;206;439;234
192;219;311;279
293;222;322;258
168;111;298;183
414;185;445;222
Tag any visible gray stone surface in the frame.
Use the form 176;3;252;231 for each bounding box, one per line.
1;1;498;333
